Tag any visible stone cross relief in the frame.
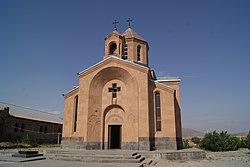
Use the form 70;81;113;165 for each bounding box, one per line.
108;83;121;104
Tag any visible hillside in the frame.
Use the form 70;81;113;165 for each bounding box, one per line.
182;128;205;138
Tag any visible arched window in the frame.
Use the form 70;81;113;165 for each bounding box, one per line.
39;126;43;134
122;44;128;60
73;95;78;132
20;123;25;133
155;92;161;131
109;42;117;55
14;123;19;132
137;45;141;61
44;126;47;134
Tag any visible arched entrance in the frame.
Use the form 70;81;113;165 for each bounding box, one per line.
103;105;124;149
86;66;138;150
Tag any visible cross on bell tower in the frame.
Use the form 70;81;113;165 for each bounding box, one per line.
126;18;132;28
108;83;121;98
112;19;119;30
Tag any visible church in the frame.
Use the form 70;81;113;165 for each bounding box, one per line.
62;21;183;150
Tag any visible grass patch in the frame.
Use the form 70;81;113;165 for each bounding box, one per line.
0;142;60;149
0;135;60;150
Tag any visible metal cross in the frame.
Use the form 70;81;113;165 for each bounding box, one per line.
108;83;121;98
113;20;119;30
126;18;132;28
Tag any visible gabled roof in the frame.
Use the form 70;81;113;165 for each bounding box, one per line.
122;28;146;42
0;102;63;124
78;55;149;77
105;30;121;39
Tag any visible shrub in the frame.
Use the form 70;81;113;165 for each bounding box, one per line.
183;139;189;147
245;131;250;149
240;138;248;148
200;131;240;151
191;137;201;145
19;134;37;147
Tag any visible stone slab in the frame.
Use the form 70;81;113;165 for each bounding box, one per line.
0;156;46;162
18;150;38;154
12;153;43;158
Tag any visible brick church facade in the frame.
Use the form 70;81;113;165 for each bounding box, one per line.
62;25;183;150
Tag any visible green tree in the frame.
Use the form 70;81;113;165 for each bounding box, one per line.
245;131;250;149
191;137;201;145
200;131;240;151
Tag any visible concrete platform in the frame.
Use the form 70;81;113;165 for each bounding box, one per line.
0;149;46;163
12;150;43;158
139;148;206;160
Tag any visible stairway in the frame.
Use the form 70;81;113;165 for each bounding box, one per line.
45;149;155;166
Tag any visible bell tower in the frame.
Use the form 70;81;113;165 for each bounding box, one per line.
104;19;149;66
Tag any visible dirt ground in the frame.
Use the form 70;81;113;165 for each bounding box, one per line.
156;148;250;167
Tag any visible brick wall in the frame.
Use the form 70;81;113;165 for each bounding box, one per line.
0;107;62;144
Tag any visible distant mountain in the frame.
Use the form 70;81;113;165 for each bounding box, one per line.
182;128;205;138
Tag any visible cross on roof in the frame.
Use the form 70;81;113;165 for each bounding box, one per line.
113;19;119;30
108;83;121;98
126;18;132;28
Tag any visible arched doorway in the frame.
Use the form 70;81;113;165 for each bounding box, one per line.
103;105;124;149
87;67;138;150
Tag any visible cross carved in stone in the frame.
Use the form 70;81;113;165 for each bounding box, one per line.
108;83;121;98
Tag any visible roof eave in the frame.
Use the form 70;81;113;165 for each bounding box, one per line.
78;55;149;77
151;79;176;92
157;79;181;82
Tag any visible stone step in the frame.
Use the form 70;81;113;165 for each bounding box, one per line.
48;153;138;159
44;149;153;165
45;149;136;156
139;159;156;167
47;155;145;163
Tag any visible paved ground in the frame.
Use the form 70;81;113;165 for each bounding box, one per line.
0;160;139;167
0;148;249;167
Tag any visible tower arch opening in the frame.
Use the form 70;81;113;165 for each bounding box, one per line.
109;42;117;55
137;45;141;61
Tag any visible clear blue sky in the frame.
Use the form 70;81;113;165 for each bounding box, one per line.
0;0;249;133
